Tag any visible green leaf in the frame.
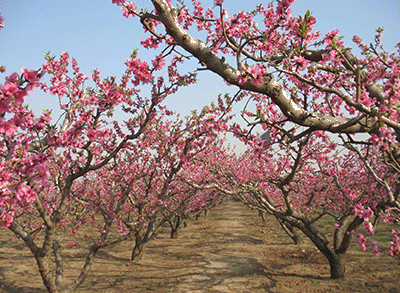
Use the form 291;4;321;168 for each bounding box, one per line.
44;51;55;61
138;6;149;14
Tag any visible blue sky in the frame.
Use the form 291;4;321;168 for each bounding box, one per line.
1;0;399;150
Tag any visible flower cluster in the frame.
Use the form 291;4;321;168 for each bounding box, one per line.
390;230;400;258
125;55;153;85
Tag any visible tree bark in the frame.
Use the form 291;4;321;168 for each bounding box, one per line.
131;236;148;261
327;253;346;279
277;218;302;244
259;210;266;221
170;227;179;239
277;215;349;280
169;216;182;239
35;256;58;293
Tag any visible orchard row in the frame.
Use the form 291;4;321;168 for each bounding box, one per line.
1;0;400;291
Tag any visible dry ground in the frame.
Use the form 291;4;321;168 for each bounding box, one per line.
1;199;399;292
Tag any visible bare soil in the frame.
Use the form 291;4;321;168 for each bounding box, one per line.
1;199;399;292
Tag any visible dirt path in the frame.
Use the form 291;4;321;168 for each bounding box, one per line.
1;199;400;292
157;199;270;292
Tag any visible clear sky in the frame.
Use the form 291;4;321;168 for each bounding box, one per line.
1;0;399;150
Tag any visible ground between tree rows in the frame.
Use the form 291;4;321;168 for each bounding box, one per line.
0;199;399;292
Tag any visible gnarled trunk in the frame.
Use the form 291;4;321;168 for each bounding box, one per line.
170;227;179;239
277;218;302;244
131;217;164;261
327;253;346;279
36;256;58;293
131;239;147;261
169;215;184;239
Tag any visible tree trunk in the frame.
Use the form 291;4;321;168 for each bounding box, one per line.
277;218;302;244
36;256;58;293
259;210;266;221
327;253;346;279
170;227;179;239
131;223;153;261
288;225;303;245
169;216;182;239
131;237;147;261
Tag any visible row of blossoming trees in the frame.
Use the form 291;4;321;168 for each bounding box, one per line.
0;28;230;291
110;0;400;279
189;129;399;279
1;0;400;291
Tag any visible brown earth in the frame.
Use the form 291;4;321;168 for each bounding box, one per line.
0;199;399;293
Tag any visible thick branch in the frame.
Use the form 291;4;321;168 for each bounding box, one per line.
150;0;381;134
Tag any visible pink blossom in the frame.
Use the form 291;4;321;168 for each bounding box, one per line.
0;119;17;136
0;14;4;29
359;207;374;219
276;0;294;16
141;36;162;49
125;57;153;85
357;233;367;251
0;210;15;227
213;0;224;8
293;56;308;70
390;230;400;257
151;54;166;71
371;241;379;256
122;2;137;18
15;184;36;202
352;35;362;45
324;29;339;46
67;241;80;248
363;220;374;234
354;203;366;217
